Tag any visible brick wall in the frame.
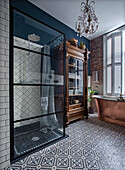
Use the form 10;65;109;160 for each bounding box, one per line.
0;0;10;169
90;35;103;111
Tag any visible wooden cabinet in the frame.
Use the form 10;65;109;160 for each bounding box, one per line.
65;41;89;125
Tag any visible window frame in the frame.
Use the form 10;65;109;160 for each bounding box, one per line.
104;31;122;96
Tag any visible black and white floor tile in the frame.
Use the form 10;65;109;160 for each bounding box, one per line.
6;114;125;170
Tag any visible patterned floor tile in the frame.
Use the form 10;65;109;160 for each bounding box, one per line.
83;148;96;158
22;166;37;170
82;141;93;149
85;158;101;169
26;155;41;165
71;140;81;148
6;166;22;170
56;168;70;170
94;149;110;159
56;157;69;168
59;140;69;148
70;135;78;141
40;156;55;167
6;114;125;170
56;168;72;170
45;147;57;156
70;158;85;169
99;159;116;170
40;168;52;170
70;148;82;157
113;159;125;170
58;148;69;156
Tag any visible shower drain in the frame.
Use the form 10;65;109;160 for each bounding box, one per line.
32;136;40;141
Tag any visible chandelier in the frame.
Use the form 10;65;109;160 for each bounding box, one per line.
75;0;99;37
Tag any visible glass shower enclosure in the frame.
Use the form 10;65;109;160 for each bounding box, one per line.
10;9;65;161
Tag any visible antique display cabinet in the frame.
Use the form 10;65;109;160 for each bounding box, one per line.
65;41;89;125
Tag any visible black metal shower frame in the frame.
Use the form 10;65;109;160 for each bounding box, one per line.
9;5;66;163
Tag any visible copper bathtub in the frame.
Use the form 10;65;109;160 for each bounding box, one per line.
94;95;125;127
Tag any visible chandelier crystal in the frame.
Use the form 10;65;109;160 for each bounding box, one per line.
75;0;99;37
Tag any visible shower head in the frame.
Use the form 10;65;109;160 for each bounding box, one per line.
28;33;40;42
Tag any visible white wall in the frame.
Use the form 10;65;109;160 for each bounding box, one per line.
0;0;10;169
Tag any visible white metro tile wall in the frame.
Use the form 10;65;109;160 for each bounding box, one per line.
0;0;10;169
14;37;42;127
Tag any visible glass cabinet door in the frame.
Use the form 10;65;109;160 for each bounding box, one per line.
68;56;84;107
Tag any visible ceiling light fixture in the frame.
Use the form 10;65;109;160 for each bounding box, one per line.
75;0;99;37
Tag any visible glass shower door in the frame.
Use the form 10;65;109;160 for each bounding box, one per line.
10;9;65;160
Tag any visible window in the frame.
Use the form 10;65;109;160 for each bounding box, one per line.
103;28;125;96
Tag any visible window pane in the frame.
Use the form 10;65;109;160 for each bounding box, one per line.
107;38;111;65
107;66;111;93
114;35;121;63
114;65;121;93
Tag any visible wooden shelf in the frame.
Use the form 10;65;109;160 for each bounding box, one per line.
69;94;83;97
69;77;81;80
66;41;85;54
69;87;80;89
69;107;83;112
69;103;82;108
68;107;84;114
69;103;81;106
69;64;81;68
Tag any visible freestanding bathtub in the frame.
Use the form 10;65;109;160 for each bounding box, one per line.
94;95;125;127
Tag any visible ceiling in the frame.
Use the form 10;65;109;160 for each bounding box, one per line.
28;0;125;40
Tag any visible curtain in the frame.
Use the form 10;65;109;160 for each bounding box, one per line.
40;45;59;133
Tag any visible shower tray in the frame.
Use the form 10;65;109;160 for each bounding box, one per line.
14;128;62;157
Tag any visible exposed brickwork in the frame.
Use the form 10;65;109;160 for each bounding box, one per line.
90;35;103;86
90;35;103;112
0;0;10;169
